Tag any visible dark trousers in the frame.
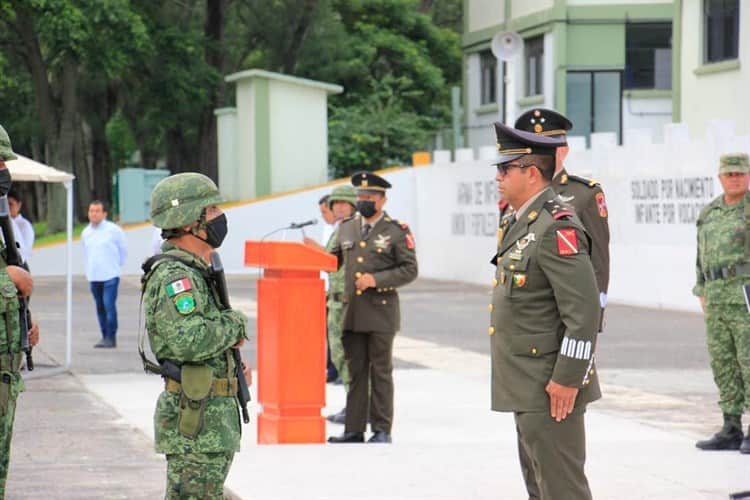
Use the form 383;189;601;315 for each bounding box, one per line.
342;330;395;434
89;277;120;340
514;407;592;500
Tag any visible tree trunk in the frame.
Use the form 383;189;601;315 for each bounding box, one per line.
198;0;226;183
281;0;319;73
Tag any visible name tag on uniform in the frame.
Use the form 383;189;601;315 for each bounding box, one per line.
341;241;354;250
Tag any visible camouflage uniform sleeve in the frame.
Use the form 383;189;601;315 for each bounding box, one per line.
692;218;705;297
149;266;246;363
372;225;418;289
579;186;610;294
537;221;600;388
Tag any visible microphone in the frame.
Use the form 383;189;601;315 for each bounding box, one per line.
289;219;318;229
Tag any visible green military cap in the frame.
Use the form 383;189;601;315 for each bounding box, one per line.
514;108;572;140
491;122;566;165
719;153;750;174
0;125;18;162
351;171;391;193
328;184;357;208
150;172;222;229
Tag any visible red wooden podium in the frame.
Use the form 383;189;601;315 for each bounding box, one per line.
244;240;337;444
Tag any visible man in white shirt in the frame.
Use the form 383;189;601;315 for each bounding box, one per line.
81;200;127;348
7;190;34;263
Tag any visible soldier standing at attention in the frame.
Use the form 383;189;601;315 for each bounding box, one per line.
324;185;358;425
490;122;600;499
514;109;610;317
328;172;418;444
142;172;250;498
0;125;39;498
693;153;750;454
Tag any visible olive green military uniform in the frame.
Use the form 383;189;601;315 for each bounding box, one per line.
693;153;750;452
490;123;600;500
552;170;610;297
143;172;247;499
0;268;23;498
331;211;418;435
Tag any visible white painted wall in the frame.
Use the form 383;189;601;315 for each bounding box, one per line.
269;79;329;192
234;78;257;199
215;108;240;201
465;51;504;154
680;0;750;137
467;0;505;32
511;0;553;19
621;96;672;144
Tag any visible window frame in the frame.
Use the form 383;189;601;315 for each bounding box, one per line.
479;50;497;106
524;35;544;97
624;21;673;90
703;0;740;64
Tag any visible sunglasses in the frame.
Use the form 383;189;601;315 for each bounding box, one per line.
497;162;534;176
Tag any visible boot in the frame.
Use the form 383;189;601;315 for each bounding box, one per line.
741;425;750;454
696;414;743;450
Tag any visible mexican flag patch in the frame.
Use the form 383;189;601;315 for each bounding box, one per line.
166;278;192;297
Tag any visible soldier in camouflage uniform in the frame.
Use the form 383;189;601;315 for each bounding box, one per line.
325;185;357;425
142;172;249;498
693;153;750;454
0;124;39;497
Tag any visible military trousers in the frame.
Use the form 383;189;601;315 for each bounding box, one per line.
704;304;750;415
165;452;234;500
342;330;395;434
514;407;592;500
0;395;17;498
327;301;349;390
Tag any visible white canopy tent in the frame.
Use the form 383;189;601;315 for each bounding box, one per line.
6;154;74;379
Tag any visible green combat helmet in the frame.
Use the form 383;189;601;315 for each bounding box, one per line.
0;125;18;161
150;172;222;229
328;184;357;209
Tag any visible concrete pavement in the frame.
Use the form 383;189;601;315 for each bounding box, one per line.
5;275;749;499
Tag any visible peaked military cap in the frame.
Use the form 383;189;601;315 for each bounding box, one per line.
351;171;391;192
491;122;566;165
514;108;572;140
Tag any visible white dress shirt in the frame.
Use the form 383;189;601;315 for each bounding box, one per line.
12;214;35;263
81;219;128;282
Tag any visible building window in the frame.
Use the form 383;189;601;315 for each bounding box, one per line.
625;23;672;90
525;35;544;96
704;0;740;63
480;50;497;105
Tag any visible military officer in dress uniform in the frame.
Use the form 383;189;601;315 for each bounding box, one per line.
328;171;418;444
514;109;610;317
489;122;601;499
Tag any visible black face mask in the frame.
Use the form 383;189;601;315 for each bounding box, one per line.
357;200;377;218
0;168;11;197
204;213;228;248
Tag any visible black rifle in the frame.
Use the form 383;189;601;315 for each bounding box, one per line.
0;196;33;370
208;252;251;424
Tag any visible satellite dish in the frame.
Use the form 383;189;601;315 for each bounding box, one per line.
491;31;523;61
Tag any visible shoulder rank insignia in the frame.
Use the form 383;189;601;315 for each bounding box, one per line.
527;210;538;222
568;174;600;188
556;228;579;255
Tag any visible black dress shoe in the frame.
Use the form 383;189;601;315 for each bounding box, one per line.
326;407;346;424
94;338;116;349
328;432;364;443
367;431;392;443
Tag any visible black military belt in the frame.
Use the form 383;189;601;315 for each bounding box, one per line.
703;263;750;282
328;292;342;302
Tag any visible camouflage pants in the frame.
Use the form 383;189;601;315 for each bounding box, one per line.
0;395;17;498
165;452;233;500
327;301;350;389
704;304;750;415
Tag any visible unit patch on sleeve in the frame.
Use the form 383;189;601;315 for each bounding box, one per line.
405;233;416;250
556;228;579;256
173;292;197;315
166;278;192;297
595;192;608;218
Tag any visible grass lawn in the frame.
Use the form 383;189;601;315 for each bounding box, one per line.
33;221;87;247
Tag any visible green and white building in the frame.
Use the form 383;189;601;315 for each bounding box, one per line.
463;0;676;150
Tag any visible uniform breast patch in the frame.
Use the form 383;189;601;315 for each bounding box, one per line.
556;228;579;255
166;278;192;297
173;292;196;315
